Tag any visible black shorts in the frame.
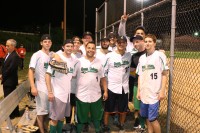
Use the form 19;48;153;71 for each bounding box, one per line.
104;88;128;113
70;93;76;106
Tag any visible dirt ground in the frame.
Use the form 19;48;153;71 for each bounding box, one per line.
1;94;140;133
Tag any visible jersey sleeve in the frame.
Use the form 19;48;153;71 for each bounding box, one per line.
29;52;39;69
159;52;169;71
103;54;110;77
46;65;53;75
136;57;142;76
99;64;105;79
73;60;80;77
130;54;136;68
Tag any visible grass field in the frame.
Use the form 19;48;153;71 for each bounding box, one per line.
18;52;33;81
165;51;200;59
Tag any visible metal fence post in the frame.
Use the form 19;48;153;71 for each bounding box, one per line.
95;8;98;45
167;0;177;133
104;0;108;37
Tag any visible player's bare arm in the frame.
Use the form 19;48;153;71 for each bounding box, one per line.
137;76;141;100
51;53;62;62
121;14;129;22
130;67;136;77
45;73;54;102
101;77;108;101
158;70;168;100
28;68;38;96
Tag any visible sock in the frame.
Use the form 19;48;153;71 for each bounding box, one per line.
139;115;146;128
93;120;101;132
76;123;83;133
57;121;64;133
50;124;57;133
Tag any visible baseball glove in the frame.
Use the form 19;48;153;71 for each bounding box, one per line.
49;60;68;74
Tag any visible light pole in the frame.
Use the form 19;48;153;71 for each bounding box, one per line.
83;0;85;33
141;0;144;26
64;0;66;40
137;0;144;26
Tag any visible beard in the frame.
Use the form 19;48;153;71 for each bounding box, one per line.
101;45;109;49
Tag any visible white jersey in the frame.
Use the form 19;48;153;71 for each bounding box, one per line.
108;45;117;52
46;52;79;103
136;51;169;104
71;52;82;59
29;50;50;94
79;45;86;56
74;57;105;103
95;49;107;65
118;21;135;53
104;51;131;94
71;52;82;94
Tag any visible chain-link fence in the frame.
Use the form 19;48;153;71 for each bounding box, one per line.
96;0;200;132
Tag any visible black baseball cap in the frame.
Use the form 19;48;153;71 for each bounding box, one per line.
40;34;51;41
83;31;93;38
101;37;110;42
108;32;117;39
130;35;143;42
63;39;74;45
117;36;127;42
134;26;146;34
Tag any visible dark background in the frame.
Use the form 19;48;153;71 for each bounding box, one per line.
0;0;104;37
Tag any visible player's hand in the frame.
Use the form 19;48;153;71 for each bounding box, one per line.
121;14;129;22
136;92;141;100
54;54;62;62
48;92;54;102
31;87;38;96
103;91;108;101
158;91;166;100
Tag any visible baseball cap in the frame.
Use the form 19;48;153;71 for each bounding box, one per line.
100;37;110;42
108;32;117;39
83;31;93;38
130;35;143;42
40;34;51;41
134;26;146;33
63;39;74;45
117;36;127;42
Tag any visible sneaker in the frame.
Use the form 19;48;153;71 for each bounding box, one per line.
140;127;146;133
82;123;89;132
62;123;71;131
135;125;146;133
102;125;110;132
133;118;140;129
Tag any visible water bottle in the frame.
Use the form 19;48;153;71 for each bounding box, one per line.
25;105;30;120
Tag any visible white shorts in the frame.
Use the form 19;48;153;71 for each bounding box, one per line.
49;97;71;121
35;91;49;115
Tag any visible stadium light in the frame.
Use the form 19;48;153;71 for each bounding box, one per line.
194;32;199;36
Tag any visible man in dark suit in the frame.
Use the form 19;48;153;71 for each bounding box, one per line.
0;39;20;119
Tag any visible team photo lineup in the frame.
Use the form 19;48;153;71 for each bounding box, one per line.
0;14;168;133
28;14;168;133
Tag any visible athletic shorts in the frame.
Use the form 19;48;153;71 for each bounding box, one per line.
76;98;103;124
133;86;141;110
104;89;128;113
49;97;71;120
70;93;76;106
35;91;49;115
140;101;160;122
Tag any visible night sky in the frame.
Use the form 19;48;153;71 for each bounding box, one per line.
0;0;104;37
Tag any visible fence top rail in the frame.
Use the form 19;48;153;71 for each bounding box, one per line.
97;0;171;32
0;80;30;126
